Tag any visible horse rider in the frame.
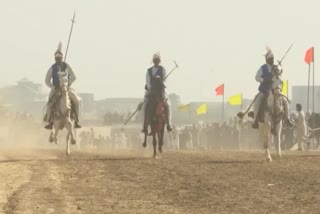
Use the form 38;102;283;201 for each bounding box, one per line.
142;53;172;132
295;104;307;151
251;48;293;129
44;42;82;129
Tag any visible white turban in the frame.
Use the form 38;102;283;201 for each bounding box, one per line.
153;53;161;60
265;51;274;59
54;42;63;58
265;46;274;59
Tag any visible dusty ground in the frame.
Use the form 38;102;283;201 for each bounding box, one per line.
0;146;319;214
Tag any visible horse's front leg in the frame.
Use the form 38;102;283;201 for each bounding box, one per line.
49;131;55;143
65;120;74;156
153;134;157;159
158;127;165;153
263;121;272;162
275;121;282;158
53;126;60;145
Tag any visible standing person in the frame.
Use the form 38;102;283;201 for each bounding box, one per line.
295;104;307;151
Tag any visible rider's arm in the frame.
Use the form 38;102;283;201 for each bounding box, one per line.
146;71;151;91
45;68;55;89
255;67;263;83
68;64;76;86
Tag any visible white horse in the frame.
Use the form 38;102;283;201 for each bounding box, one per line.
49;70;76;155
238;66;287;162
259;67;286;162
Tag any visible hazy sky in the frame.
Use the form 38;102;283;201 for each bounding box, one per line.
1;0;320;103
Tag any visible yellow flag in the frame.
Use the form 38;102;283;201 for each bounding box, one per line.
196;104;207;115
282;80;288;96
178;104;190;112
228;94;242;105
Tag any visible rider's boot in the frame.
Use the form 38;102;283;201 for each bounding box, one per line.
45;122;53;130
75;120;82;129
44;112;53;130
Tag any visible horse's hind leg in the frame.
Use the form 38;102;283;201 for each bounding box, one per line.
153;134;157;159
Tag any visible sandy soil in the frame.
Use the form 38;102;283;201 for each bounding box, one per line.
0;147;319;214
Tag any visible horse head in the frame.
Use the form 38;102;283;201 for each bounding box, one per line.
150;76;165;100
271;65;283;94
55;70;71;117
57;70;69;95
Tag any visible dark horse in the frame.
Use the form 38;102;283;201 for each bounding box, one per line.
142;76;166;158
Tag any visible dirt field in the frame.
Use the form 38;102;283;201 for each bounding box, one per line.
0;146;319;214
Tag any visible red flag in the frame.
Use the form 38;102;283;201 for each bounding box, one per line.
215;84;224;96
305;47;314;64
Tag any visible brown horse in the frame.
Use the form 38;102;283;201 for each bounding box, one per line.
142;76;166;158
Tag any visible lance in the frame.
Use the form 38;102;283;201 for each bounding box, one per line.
64;11;76;62
124;60;179;125
277;42;294;66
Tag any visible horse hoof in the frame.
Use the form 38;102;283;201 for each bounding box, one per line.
142;142;146;148
66;150;71;156
55;140;59;145
153;155;158;159
266;157;272;162
158;147;163;153
49;136;54;143
71;139;76;145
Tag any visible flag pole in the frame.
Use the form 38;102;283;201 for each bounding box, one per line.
222;85;225;122
307;64;311;114
312;47;315;114
189;105;191;124
241;93;243;111
206;104;208;124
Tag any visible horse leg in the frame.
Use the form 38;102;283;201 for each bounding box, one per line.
65;120;74;156
275;121;282;158
49;131;54;143
263;121;272;162
153;134;157;159
158;133;163;153
53;125;60;145
158;126;165;153
142;131;147;148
